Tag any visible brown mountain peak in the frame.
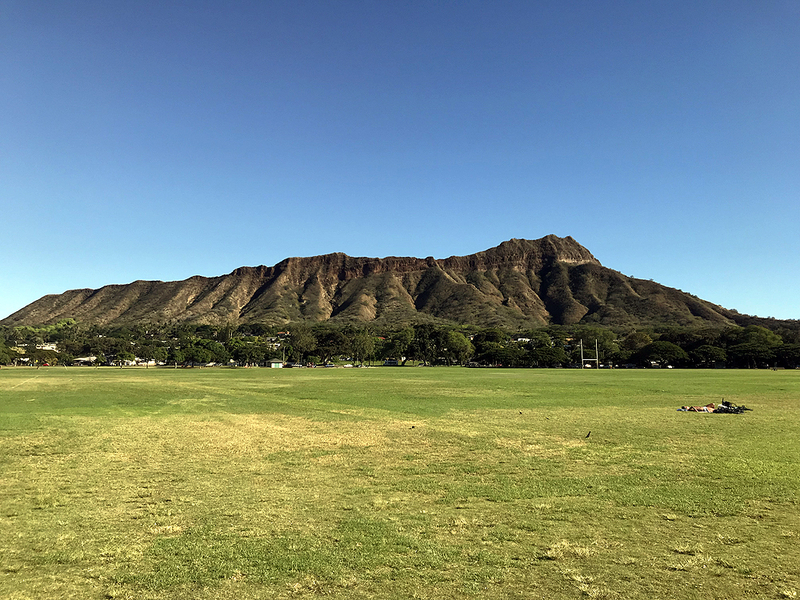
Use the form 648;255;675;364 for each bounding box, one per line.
1;236;736;329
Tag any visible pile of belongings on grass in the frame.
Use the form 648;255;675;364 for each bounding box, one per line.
677;400;752;414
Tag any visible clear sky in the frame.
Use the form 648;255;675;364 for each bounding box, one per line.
2;1;799;322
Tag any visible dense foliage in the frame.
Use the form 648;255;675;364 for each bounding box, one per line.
2;317;799;369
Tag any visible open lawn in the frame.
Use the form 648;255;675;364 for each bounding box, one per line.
1;366;799;599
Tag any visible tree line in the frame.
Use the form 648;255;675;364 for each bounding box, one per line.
1;319;799;369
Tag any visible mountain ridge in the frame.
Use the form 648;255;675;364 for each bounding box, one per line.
1;235;743;329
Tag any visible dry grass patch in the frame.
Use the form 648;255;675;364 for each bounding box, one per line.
2;367;800;599
545;540;596;560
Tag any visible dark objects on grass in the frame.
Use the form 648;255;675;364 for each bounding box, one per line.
713;399;753;414
677;399;752;414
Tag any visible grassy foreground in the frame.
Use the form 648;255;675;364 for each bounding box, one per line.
1;366;798;599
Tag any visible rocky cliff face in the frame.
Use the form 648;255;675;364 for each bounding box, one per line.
1;235;737;328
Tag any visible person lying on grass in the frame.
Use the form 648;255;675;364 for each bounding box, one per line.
678;400;753;413
679;403;716;412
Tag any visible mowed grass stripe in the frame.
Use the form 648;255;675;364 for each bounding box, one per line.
1;367;798;599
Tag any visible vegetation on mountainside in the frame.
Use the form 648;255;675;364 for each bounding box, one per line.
1;237;745;330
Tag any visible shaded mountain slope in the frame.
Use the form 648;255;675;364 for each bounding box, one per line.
2;235;740;328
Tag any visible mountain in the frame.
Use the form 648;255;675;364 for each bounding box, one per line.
2;235;741;329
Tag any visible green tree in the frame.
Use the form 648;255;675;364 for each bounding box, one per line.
382;327;414;364
728;342;776;368
185;345;212;366
29;347;58;367
217;324;236;342
725;325;783;368
168;347;185;368
777;344;800;368
619;331;652;354
0;344;13;365
442;330;473;365
409;324;439;365
239;344;263;366
290;325;317;364
522;330;567;367
722;325;781;347
475;341;505;365
137;342;155;368
523;330;554;351
472;328;511;365
528;345;568;367
690;344;727;368
314;327;348;364
196;339;230;363
349;327;376;366
152;346;168;366
57;351;75;366
115;351;135;368
472;328;510;346
634;341;688;367
497;343;526;367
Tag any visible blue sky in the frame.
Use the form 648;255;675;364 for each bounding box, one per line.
2;1;799;321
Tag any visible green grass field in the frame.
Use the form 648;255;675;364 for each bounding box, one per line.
1;366;798;599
